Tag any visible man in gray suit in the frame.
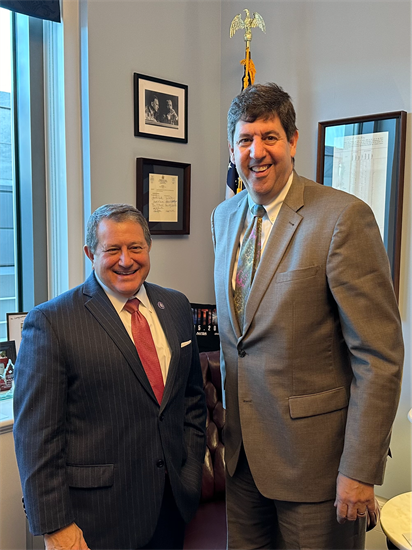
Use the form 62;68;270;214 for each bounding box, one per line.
212;83;403;549
14;204;206;550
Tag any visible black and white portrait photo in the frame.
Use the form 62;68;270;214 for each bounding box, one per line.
144;91;178;128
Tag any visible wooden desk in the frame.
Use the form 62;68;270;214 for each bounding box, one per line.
380;492;412;550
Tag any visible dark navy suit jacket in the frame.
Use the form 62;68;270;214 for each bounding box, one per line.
13;272;206;549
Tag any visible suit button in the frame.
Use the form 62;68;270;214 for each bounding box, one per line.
238;349;246;357
156;459;165;468
159;414;164;421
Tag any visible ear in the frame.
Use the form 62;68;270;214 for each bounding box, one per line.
290;130;299;158
228;140;235;164
84;245;94;265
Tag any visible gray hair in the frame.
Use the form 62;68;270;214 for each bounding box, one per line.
227;83;298;146
86;204;151;253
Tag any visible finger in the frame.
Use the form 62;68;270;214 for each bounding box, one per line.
368;498;378;514
335;501;348;524
346;504;360;522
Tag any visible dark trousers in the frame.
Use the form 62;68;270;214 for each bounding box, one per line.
142;475;186;550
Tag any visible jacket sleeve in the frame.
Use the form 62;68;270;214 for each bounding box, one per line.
13;307;75;536
326;199;404;485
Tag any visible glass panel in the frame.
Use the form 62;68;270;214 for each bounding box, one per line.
0;7;18;341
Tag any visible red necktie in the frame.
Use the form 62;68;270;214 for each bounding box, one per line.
124;298;164;404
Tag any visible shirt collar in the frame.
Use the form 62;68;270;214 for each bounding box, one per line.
247;171;294;224
94;272;152;314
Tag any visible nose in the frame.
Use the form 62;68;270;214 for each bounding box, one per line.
118;248;133;266
249;137;265;159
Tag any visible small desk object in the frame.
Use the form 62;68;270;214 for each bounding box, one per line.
380;492;412;550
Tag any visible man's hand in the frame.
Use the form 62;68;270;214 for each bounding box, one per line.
334;472;376;524
44;522;89;550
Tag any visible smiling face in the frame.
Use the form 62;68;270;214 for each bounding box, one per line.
229;115;298;205
84;218;151;297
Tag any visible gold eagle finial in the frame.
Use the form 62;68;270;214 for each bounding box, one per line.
230;9;266;47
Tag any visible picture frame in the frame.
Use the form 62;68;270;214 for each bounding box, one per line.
6;312;28;355
134;73;188;143
0;340;16;400
316;111;407;299
136;158;191;235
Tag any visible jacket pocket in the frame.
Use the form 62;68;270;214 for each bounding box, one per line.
275;265;319;283
288;387;348;419
67;464;114;488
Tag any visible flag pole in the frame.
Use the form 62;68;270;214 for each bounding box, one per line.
227;9;266;197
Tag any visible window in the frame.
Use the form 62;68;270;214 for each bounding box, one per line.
0;8;52;344
0;8;17;340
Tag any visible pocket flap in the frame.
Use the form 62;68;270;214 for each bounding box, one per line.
275;265;319;283
67;464;114;488
288;386;348;419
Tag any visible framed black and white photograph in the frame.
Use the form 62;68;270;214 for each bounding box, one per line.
136;158;191;235
317;111;407;299
7;312;27;355
134;73;188;143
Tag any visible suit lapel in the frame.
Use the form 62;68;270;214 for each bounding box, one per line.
242;173;304;336
83;273;155;401
226;193;249;339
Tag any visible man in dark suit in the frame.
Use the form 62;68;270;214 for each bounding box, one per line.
212;83;403;549
14;204;206;550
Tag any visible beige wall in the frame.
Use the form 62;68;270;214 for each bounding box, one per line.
0;430;26;550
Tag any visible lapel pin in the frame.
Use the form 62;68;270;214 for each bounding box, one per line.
157;301;165;310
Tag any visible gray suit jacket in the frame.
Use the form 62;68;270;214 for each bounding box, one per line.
13;273;206;549
212;172;403;502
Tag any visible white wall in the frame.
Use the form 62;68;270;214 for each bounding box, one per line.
86;0;222;303
220;0;411;499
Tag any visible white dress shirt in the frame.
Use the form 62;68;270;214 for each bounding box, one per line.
232;171;294;290
95;273;171;383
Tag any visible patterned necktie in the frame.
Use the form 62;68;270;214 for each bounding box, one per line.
124;298;164;404
234;204;266;329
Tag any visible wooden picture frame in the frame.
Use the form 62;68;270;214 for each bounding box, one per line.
136;158;191;235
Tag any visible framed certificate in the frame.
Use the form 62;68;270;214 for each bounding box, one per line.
136;158;191;235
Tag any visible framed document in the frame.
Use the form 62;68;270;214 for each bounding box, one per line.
136;158;191;235
317;111;407;299
6;312;28;355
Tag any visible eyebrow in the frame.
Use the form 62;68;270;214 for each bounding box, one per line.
237;130;281;139
101;241;146;249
